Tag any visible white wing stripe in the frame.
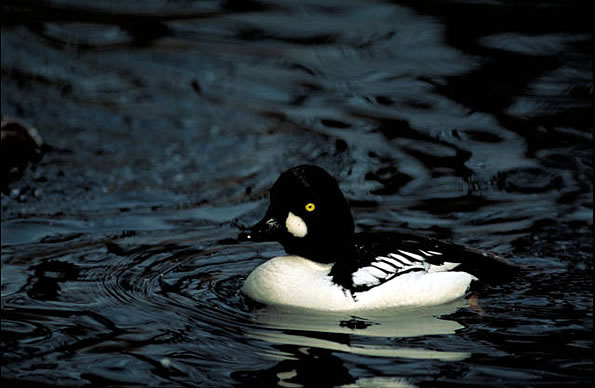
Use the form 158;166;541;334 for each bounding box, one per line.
389;253;415;265
351;247;451;289
367;266;388;278
352;268;380;286
397;249;426;261
352;265;390;286
428;262;461;272
371;261;397;272
378;256;405;268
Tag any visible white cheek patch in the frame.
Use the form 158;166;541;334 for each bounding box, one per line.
285;212;308;238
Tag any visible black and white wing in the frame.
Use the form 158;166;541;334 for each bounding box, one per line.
329;231;521;293
350;249;461;292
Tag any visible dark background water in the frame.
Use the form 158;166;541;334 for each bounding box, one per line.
1;0;592;386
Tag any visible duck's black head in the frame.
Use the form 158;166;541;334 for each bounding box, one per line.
241;165;354;263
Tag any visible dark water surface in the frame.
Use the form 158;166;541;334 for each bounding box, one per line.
1;0;592;386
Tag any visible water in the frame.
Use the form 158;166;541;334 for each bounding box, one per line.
1;0;592;386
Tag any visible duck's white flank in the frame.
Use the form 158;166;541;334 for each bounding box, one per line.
242;256;477;311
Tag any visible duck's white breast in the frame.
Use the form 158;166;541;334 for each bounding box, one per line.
242;256;476;311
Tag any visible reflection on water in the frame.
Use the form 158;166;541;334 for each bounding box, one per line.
249;300;471;361
1;0;592;386
252;300;468;338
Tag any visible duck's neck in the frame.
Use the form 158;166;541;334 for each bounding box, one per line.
281;235;355;265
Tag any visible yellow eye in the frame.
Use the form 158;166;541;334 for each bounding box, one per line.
305;203;316;212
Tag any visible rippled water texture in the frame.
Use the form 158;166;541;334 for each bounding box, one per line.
1;0;592;386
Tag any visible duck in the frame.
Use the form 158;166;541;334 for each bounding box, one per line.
239;164;518;311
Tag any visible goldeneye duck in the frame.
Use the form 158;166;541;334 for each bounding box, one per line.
239;165;518;311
